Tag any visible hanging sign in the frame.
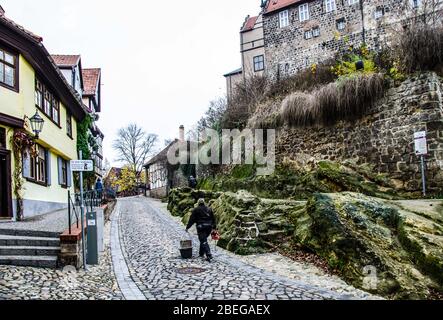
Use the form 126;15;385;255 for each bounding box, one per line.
70;160;94;172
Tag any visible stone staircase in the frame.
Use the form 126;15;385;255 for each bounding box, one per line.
0;228;60;268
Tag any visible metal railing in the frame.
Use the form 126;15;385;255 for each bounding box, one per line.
68;190;80;235
67;190;103;235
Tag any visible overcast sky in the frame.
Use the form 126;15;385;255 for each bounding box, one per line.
1;0;261;166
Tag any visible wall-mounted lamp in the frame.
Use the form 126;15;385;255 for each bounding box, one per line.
29;110;45;139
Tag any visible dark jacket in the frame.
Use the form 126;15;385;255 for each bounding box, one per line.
186;204;217;230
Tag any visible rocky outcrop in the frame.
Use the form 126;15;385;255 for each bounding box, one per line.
198;159;410;201
295;193;443;299
168;188;443;299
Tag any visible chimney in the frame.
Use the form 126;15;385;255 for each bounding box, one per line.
179;125;185;142
0;6;5;16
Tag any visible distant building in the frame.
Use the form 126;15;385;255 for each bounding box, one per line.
224;11;265;100
143;126;193;199
261;0;431;81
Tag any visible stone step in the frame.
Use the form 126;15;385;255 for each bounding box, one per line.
0;246;60;257
0;255;58;268
0;228;60;239
0;235;60;247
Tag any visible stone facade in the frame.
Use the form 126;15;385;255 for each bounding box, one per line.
262;0;427;82
276;72;443;192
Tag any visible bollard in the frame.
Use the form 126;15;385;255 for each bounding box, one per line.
86;211;99;265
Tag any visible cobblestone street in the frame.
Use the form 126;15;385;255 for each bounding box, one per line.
0;217;122;300
0;196;377;300
115;197;374;300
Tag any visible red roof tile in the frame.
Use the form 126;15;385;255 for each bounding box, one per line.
82;68;101;96
0;13;43;42
265;0;303;14
51;54;81;67
241;16;258;32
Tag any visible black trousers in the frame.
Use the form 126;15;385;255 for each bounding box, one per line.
197;225;213;257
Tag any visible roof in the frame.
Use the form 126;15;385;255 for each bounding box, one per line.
264;0;302;14
223;68;242;77
144;139;179;167
82;68;101;96
51;55;81;68
241;16;258;33
0;11;43;42
0;13;86;121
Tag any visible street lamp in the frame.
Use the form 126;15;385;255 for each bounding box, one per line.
29;110;44;139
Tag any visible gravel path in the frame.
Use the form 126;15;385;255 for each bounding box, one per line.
116;196;375;300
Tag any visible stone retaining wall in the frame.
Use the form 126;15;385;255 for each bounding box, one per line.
277;72;443;192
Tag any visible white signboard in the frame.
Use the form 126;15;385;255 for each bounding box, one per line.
414;131;428;156
70;160;94;172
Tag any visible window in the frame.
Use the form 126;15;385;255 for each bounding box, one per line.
304;30;313;40
336;18;346;31
279;10;289;28
0;127;5;149
411;0;422;8
348;0;359;5
313;27;321;37
52;97;59;124
28;144;47;184
299;4;310;22
60;158;68;187
0;48;17;90
325;0;337;13
66;112;73;138
253;55;265;72
35;79;43;108
375;6;385;19
35;78;61;126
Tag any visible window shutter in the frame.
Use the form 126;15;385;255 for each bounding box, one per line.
67;161;72;187
46;150;51;186
57;157;63;185
22;149;31;178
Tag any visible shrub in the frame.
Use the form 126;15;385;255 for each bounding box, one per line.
281;73;387;127
393;25;443;74
266;59;337;98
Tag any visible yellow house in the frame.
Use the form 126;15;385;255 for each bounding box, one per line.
0;11;86;220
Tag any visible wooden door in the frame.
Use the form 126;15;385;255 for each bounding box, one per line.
0;150;12;218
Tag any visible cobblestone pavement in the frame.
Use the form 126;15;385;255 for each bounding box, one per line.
116;196;374;300
0;218;123;300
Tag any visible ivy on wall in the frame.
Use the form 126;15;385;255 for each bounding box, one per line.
76;114;97;189
10;129;36;221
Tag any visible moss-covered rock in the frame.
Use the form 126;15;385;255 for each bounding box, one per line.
295;193;443;299
167;187;443;299
198;160;409;201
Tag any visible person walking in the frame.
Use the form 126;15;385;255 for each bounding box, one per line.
188;175;197;189
186;199;217;262
95;178;103;202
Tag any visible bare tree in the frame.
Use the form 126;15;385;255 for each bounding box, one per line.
113;123;158;173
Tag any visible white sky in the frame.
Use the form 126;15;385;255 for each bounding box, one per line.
1;0;261;166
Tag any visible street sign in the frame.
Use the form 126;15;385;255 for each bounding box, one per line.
414;131;428;156
414;131;428;197
70;160;94;172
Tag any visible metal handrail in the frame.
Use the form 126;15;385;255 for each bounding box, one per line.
68;190;80;235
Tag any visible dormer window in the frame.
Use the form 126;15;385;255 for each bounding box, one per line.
0;48;18;91
279;10;289;28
